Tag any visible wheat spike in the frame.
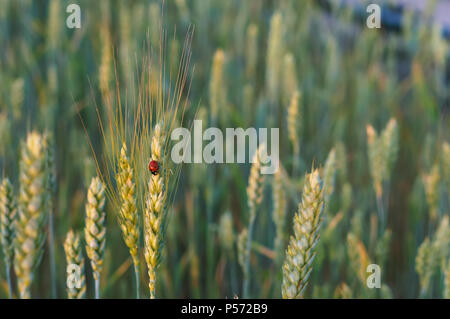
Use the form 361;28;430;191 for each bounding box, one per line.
245;24;258;79
347;232;371;284
64;230;86;299
0;178;16;298
282;169;324;298
218;211;234;254
334;283;353;299
117;143;139;268
366;118;398;198
14;131;49;298
323;148;336;203
243;144;266;297
433;215;450;271
209;49;226;125
445;263;450;299
144;123;166;299
442;141;449;185
84;176;106;298
422;163;440;221
266;11;283;103
282;53;298;105
415;237;436;296
99;15;112;95
246;145;265;217
287;90;301;158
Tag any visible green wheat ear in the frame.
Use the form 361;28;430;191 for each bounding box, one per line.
415;237;436;296
282;169;324;299
14;131;49;299
84;176;106;299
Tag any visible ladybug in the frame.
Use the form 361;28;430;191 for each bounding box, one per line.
149;160;159;175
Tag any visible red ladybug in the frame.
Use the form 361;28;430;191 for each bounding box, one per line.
149;160;159;175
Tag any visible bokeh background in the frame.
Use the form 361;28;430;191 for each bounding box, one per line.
0;0;449;298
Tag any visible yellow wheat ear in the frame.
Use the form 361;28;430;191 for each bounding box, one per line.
14;131;49;299
116;142;140;298
144;123;166;299
64;229;86;299
84;176;106;299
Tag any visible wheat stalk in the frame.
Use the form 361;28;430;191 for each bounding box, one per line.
14;131;49;298
0;178;16;298
64;229;86;299
144;123;166;299
282;169;324;299
84;176;106;299
43;132;57;298
116;142;140;298
237;228;248;276
243;144;265;298
272;166;286;267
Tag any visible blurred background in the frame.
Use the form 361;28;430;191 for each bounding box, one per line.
0;0;449;298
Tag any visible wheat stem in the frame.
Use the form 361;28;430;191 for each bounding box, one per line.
243;144;265;298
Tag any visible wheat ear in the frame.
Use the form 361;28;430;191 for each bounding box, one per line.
243;144;265;298
323;148;336;204
84;176;106;299
287;90;301;175
117;142;140;298
209;49;226;125
282;169;324;299
144;123;166;299
445;263;450;299
14;132;49;298
0;178;16;298
366;118;398;230
64;229;86;299
415;237;436;297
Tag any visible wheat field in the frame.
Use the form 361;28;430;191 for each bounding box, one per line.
0;0;449;299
